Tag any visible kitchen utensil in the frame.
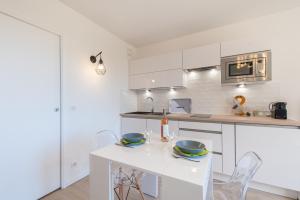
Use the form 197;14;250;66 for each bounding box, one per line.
172;153;201;162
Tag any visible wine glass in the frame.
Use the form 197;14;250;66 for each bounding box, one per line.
144;129;152;144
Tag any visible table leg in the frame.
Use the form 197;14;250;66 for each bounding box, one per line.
160;158;212;200
135;176;145;200
90;154;113;200
160;176;204;200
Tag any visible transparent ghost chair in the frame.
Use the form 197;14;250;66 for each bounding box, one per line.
96;130;146;200
213;151;263;200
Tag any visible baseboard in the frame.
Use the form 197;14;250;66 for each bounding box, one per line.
214;173;299;199
62;170;89;189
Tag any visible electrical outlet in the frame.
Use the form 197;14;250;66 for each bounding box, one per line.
71;161;77;168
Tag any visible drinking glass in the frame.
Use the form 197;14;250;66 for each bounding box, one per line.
169;131;175;141
144;129;152;144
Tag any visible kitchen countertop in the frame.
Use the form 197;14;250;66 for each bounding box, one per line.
120;113;300;127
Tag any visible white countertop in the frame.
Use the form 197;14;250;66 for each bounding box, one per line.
90;135;212;186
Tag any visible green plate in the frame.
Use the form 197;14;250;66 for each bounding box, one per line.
173;146;208;158
121;138;145;146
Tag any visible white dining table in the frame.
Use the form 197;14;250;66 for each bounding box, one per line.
89;135;213;200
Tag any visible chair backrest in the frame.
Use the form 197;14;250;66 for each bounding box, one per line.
230;151;262;198
95;130;120;149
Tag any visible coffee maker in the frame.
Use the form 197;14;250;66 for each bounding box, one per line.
269;102;287;119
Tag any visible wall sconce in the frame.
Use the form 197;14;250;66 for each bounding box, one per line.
90;51;106;75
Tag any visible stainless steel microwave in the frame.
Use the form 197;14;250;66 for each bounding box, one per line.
221;50;271;84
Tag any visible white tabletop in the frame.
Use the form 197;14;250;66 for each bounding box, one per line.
90;135;212;186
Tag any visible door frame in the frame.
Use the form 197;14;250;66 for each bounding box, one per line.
0;10;64;190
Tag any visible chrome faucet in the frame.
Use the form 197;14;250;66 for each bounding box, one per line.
145;97;154;113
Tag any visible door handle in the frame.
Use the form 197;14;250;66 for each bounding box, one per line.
54;107;60;112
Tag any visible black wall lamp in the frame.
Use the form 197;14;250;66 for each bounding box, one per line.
90;51;106;75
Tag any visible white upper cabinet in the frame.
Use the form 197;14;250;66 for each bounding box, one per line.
129;73;152;90
183;43;221;69
151;69;185;88
129;69;186;89
129;50;183;75
221;38;271;57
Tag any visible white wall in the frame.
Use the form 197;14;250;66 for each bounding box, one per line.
0;0;135;187
135;7;300;120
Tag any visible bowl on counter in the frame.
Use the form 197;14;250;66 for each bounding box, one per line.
122;133;145;143
176;140;205;154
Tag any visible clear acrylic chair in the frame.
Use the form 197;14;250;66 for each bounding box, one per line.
96;130;146;200
213;151;263;200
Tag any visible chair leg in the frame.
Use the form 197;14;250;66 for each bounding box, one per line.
125;186;131;200
135;176;145;200
114;187;121;200
119;182;124;200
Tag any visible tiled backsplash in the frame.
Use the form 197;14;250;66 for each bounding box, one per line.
137;69;283;115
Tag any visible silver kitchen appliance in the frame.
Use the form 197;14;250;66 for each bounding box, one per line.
169;98;191;113
221;50;271;84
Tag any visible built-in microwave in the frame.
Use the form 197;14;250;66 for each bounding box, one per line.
221;50;271;84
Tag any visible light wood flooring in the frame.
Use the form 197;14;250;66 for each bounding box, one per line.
41;176;294;200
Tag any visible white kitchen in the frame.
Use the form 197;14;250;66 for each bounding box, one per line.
0;1;300;200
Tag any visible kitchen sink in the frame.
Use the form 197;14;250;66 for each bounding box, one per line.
190;114;212;118
125;111;169;115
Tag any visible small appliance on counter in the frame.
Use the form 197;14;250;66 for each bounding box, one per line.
169;98;191;113
269;102;287;119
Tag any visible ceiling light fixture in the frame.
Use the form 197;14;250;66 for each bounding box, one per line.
237;83;246;88
186;66;217;72
90;51;107;75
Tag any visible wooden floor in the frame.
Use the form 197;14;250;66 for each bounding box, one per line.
42;176;293;200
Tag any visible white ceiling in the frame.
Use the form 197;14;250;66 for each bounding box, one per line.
60;0;300;47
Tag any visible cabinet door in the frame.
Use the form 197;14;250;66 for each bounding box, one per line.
179;130;222;153
222;124;235;175
121;118;146;133
236;125;300;191
129;50;182;75
129;69;186;89
147;119;179;135
129;73;152;90
151;69;185;88
179;130;223;173
221;38;271;57
183;43;220;69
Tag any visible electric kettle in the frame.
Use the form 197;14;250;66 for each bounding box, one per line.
269;102;287;119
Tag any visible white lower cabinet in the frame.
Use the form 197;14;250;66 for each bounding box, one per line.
121;118;147;134
121;117;300;194
222;124;235;175
179;129;223;173
147;119;179;135
236;125;300;191
179;121;223;173
179;130;222;153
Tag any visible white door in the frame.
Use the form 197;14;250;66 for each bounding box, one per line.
0;13;61;199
